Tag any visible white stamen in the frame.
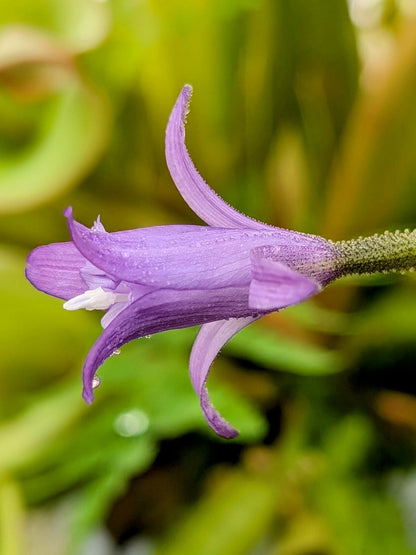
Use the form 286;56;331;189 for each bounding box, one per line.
63;287;129;311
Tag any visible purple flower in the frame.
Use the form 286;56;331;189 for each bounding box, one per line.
26;85;343;439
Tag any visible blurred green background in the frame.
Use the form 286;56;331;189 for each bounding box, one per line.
2;0;416;553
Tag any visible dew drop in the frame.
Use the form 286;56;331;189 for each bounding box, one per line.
92;375;101;389
110;349;121;357
145;335;152;340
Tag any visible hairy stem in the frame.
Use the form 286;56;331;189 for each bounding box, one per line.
333;229;416;276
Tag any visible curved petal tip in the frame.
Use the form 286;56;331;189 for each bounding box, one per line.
190;317;258;439
181;83;193;101
63;206;73;219
200;389;239;439
82;386;94;405
165;85;270;230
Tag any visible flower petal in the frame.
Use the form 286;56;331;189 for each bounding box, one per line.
190;316;258;438
249;248;319;311
65;207;279;289
82;286;254;405
25;242;88;300
165;85;272;230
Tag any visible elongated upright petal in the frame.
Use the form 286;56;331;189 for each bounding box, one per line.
190;316;259;438
165;85;272;231
82;286;254;405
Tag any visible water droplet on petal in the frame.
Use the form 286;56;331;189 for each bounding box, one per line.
110;348;121;357
145;335;152;340
92;375;101;389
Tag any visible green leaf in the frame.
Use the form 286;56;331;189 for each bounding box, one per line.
0;84;110;214
225;321;343;375
0;382;86;475
342;285;416;354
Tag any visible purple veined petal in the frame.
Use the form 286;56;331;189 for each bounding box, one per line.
190;316;259;439
248;248;320;311
64;207;279;289
25;242;88;300
82;286;255;405
165;85;273;231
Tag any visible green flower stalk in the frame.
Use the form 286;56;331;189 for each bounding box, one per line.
334;229;416;276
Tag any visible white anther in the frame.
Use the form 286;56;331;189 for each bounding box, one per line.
63;287;129;312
